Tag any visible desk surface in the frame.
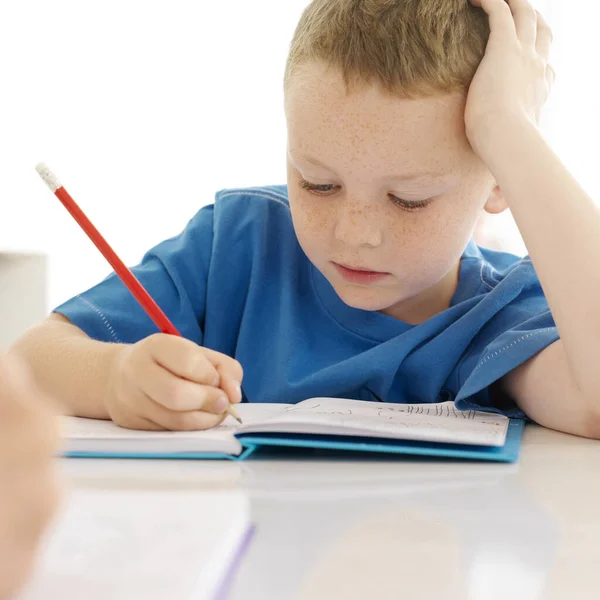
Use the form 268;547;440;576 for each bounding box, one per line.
58;425;600;600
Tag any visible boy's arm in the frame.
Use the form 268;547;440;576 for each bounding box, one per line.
10;313;122;419
485;123;600;438
468;0;600;437
501;341;599;438
11;313;243;428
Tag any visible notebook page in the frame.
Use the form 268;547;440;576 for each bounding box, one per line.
62;403;287;456
237;399;509;447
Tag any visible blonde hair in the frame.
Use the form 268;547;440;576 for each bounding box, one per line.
285;0;490;97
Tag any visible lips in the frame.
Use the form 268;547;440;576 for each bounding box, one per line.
332;262;390;285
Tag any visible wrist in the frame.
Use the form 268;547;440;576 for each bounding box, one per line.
96;342;128;420
468;111;540;163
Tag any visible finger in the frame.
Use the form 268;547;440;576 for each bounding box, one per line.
546;64;556;87
140;393;228;431
114;414;165;431
139;359;230;412
216;366;243;405
201;347;244;384
7;469;60;533
507;0;537;46
2;427;58;468
0;356;59;455
0;355;34;414
145;334;220;385
471;0;517;38
535;11;553;60
0;353;62;416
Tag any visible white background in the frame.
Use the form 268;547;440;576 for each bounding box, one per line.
1;0;597;309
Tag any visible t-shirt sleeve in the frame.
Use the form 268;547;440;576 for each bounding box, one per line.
454;274;560;419
53;205;215;345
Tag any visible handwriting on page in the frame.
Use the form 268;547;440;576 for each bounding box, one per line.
284;403;353;416
285;401;503;422
279;400;508;445
375;404;502;421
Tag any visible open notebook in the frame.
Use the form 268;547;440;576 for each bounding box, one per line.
62;398;525;463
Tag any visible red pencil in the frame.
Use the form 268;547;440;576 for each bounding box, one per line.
35;163;242;424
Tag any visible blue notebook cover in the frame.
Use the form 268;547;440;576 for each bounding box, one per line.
236;418;525;463
65;418;525;463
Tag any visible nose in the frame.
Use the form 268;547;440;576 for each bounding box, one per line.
334;204;383;248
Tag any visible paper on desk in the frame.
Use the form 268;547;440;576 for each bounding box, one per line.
19;489;252;600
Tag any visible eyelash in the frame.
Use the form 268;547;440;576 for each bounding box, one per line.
298;178;433;211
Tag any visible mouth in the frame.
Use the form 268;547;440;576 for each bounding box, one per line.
332;262;391;285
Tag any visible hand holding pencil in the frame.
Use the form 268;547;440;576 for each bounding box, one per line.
35;163;243;431
105;333;244;431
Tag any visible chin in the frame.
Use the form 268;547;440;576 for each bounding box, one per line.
333;285;399;312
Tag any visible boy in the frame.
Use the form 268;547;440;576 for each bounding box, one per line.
0;356;60;598
12;0;600;439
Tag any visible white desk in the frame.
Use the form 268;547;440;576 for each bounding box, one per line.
57;425;600;600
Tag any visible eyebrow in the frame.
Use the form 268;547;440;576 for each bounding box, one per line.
293;154;448;182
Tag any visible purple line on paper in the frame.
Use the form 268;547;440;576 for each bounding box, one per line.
213;524;256;600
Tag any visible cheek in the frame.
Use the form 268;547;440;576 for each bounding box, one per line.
437;199;479;240
288;189;335;251
425;185;486;244
386;196;482;277
423;197;484;271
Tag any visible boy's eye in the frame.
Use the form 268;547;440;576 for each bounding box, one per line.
298;178;338;195
299;178;433;211
389;195;433;211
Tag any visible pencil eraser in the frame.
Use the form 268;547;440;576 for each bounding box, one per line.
35;163;61;192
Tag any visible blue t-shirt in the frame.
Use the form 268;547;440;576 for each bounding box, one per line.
55;185;559;418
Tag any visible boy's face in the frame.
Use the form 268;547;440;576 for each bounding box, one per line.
285;62;505;324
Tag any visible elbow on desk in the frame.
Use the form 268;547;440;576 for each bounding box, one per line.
581;401;600;440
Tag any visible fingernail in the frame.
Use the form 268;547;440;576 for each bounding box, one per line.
235;384;242;398
216;396;229;413
211;374;220;387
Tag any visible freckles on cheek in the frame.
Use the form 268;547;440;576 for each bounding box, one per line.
385;209;441;253
388;218;421;247
386;203;471;266
444;195;481;235
291;195;332;246
423;198;478;258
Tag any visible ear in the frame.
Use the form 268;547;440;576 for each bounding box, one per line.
483;185;508;215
